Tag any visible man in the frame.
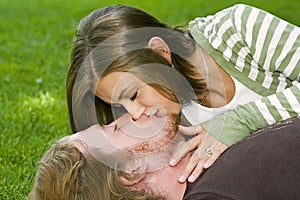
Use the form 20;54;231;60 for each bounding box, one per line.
28;114;300;199
28;113;187;200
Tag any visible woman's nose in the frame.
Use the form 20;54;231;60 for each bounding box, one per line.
124;101;146;121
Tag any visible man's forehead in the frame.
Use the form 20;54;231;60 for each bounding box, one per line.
76;126;115;151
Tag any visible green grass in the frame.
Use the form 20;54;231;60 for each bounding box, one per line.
1;0;299;199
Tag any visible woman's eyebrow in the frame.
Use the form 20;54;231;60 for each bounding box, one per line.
117;83;136;101
118;87;129;100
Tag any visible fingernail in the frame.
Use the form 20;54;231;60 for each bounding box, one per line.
203;162;210;168
169;159;176;166
188;175;196;182
178;175;186;183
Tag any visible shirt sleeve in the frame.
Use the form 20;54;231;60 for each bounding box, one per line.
189;4;300;146
202;85;300;146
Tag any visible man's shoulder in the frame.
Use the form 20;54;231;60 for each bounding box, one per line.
184;117;300;200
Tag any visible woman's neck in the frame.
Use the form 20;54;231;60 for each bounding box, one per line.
188;44;235;108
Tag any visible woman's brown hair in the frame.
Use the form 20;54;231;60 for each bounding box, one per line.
67;5;207;132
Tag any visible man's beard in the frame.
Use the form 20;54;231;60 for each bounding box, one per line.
122;113;186;173
118;114;185;200
132;113;181;153
137;189;168;200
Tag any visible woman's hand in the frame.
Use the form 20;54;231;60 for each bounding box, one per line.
170;125;228;183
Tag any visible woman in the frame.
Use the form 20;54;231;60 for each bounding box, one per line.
66;4;300;183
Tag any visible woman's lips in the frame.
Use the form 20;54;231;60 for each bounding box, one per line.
132;114;152;128
146;106;167;118
115;113;167;139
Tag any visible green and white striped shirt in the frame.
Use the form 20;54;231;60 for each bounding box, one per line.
189;4;300;146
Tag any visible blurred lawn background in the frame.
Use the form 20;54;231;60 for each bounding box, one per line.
1;0;299;199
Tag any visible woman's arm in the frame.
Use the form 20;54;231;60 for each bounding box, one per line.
174;3;300;183
202;83;300;146
190;3;300;145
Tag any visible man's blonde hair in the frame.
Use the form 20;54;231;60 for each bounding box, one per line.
27;139;151;200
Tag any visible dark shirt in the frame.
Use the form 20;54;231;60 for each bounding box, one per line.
183;118;300;200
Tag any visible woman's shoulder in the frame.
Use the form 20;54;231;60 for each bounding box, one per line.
189;3;263;24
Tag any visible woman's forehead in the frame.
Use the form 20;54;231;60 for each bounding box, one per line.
96;72;143;100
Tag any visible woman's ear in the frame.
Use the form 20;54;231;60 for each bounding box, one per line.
119;171;146;186
148;37;172;64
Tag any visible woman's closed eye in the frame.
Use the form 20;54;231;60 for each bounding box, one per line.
130;91;138;101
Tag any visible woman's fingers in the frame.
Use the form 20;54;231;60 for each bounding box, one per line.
177;144;211;183
175;129;228;183
203;142;227;169
170;135;201;166
178;125;203;136
187;156;211;182
178;150;205;183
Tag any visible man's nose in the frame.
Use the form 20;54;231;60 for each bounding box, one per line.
124;101;146;121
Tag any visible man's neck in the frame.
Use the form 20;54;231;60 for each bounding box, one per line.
143;154;190;199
